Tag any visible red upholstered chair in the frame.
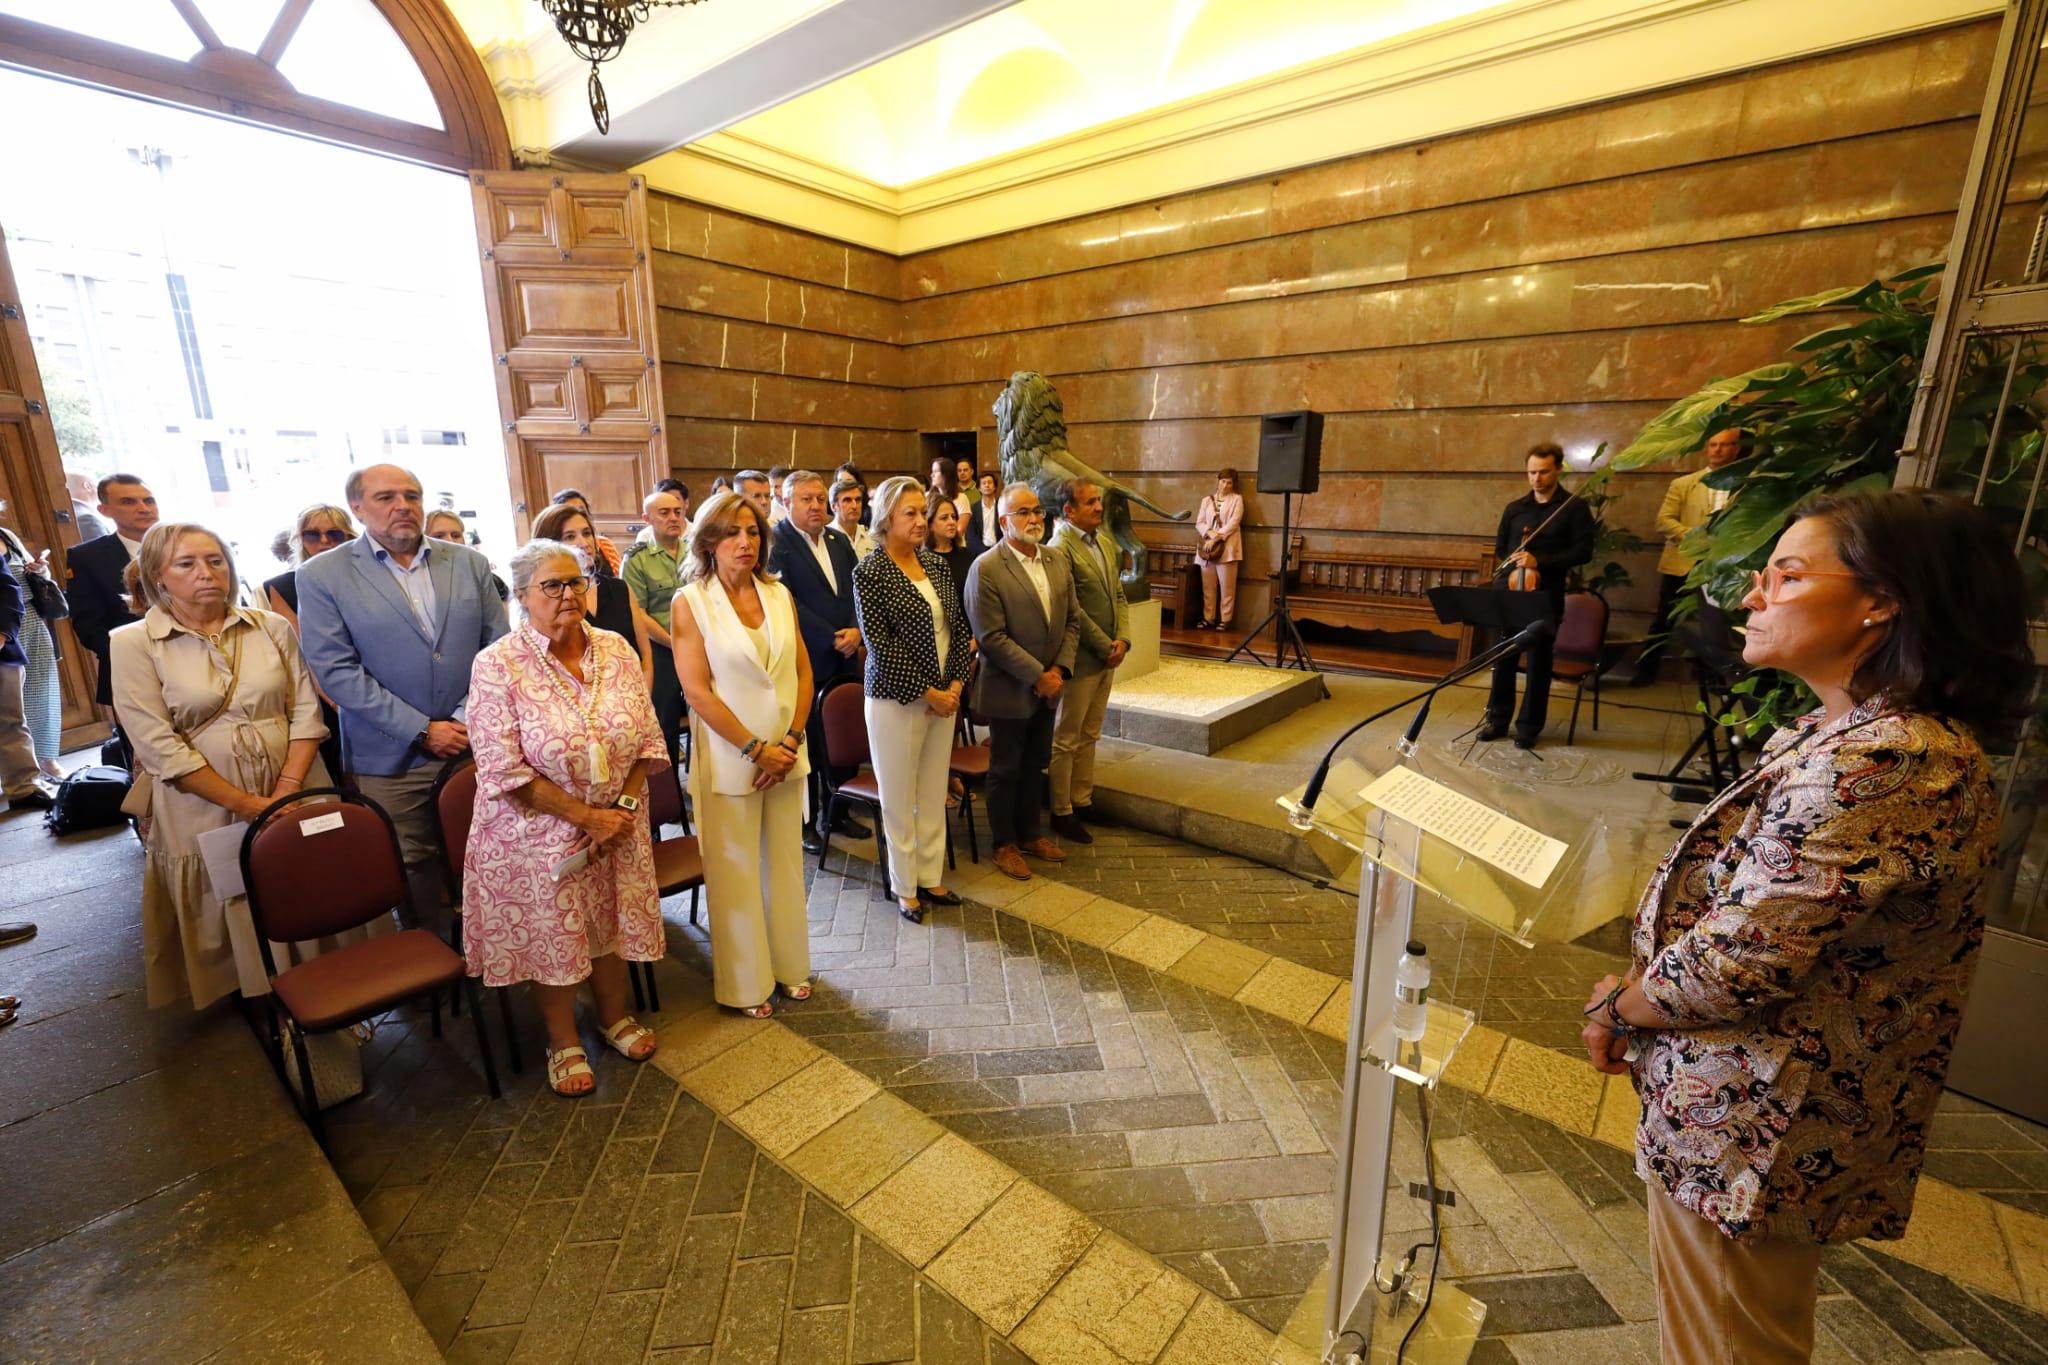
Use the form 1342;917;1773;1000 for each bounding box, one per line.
645;761;705;932
431;758;521;1072
241;788;499;1144
950;681;991;864
1550;591;1610;744
818;679;891;900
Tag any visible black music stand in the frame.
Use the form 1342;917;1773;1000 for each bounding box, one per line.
1426;585;1557;645
1632;598;1761;803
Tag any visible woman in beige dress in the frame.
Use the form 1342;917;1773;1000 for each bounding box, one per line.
111;522;358;1010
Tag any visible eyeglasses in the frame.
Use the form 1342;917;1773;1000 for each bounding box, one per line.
1007;507;1046;520
301;528;350;544
535;576;590;599
1750;565;1859;604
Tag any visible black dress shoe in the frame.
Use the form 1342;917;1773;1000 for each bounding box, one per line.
0;922;37;948
1050;813;1094;844
919;886;962;906
1076;805;1116;828
1476;719;1508;743
1513;732;1538;751
802;826;827;855
832;814;872;839
4;787;52;812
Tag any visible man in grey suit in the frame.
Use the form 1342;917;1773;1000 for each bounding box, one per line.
298;463;509;921
1047;478;1129;844
965;482;1082;882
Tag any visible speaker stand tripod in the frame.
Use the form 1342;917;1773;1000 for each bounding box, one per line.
1226;491;1317;673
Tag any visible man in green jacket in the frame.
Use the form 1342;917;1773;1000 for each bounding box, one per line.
1048;477;1129;843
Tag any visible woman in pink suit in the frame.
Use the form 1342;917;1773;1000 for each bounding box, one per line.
462;538;669;1098
1193;467;1244;630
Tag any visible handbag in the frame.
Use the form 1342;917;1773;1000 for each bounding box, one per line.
1197;497;1225;560
122;627;246;821
280;1018;366;1110
1;535;65;621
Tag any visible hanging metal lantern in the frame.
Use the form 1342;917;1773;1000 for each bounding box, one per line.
538;0;710;135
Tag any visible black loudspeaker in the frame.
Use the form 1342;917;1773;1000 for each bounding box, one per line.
1256;410;1323;494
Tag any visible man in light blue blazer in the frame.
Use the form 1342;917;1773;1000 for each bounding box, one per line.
298;463;509;919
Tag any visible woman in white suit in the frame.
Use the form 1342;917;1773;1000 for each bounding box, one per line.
671;491;815;1017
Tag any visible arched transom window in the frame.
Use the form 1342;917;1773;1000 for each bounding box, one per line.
0;0;509;170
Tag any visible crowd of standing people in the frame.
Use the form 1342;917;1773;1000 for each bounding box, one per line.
1;455;1138;1094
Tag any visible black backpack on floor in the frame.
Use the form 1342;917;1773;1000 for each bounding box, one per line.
44;765;133;835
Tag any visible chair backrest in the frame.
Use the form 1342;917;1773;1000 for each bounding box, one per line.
241;789;412;958
1555;591;1608;662
645;760;684;829
432;758;478;886
820;679;871;770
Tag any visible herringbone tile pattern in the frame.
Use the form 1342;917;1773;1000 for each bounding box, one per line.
667;864;1345;1333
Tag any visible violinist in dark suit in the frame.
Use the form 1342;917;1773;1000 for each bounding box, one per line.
66;474;158;708
767;470;869;850
1483;443;1595;749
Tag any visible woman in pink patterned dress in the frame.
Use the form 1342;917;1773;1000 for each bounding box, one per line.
463;538;669;1097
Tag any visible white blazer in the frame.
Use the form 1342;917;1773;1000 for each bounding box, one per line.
677;575;811;797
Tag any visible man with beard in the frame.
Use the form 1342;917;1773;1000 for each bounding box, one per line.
298;463;509;922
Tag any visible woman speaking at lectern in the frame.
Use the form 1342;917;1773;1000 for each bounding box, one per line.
1578;490;2028;1365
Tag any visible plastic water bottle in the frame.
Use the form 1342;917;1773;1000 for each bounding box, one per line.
1393;940;1430;1042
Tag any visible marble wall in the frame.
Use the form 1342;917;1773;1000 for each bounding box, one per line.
648;194;911;503
652;20;1995;630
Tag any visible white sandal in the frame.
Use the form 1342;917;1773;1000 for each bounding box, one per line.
546;1045;594;1097
601;1016;659;1062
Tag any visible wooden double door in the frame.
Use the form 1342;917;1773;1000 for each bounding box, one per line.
0;169;669;753
0;225;100;748
472;171;669;543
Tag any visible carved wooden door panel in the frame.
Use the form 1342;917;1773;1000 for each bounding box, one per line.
0;223;100;745
470;171;668;541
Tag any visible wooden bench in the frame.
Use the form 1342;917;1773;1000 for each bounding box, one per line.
1285;548;1496;671
1143;541;1200;626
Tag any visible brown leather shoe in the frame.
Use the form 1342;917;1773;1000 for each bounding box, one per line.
993;845;1032;880
1019;837;1067;863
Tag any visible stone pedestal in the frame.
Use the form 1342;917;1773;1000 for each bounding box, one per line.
1122;599;1161;679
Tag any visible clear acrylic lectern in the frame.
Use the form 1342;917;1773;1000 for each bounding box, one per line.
1278;729;1606;1362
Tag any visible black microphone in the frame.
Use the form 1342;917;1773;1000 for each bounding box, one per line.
1289;616;1554;830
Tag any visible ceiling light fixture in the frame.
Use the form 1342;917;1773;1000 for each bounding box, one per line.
538;0;711;134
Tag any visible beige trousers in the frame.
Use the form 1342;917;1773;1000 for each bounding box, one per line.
1200;561;1239;625
698;778;810;1007
0;666;39;799
1646;1181;1820;1365
865;694;953;897
1051;666;1114;815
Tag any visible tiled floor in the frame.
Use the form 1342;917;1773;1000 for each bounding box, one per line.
324;816;2048;1363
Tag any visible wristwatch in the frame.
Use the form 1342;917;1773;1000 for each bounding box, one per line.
613;793;642;813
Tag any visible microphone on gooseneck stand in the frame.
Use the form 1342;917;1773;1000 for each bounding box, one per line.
1288;616;1554;830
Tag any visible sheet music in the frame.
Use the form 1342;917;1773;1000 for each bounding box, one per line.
1358;766;1567;889
196;821;249;899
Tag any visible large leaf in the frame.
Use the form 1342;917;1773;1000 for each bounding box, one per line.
1609;364;1797;469
1742;281;1876;324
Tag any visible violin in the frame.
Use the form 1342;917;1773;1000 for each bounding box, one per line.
1496;482;1584;592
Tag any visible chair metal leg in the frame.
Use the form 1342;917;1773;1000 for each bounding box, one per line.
873;807;891;901
1568;680;1584;746
946;821;956;871
448;913;464;1016
689;885;701;926
288;1021;325;1147
642;959;661;1014
629;962;647;1013
963;789;980;863
430;988;443;1038
462;977;502;1099
495;984;521;1074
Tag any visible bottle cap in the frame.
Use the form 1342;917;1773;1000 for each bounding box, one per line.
1405;939;1425;956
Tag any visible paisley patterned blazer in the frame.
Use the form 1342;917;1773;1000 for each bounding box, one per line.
1628;692;1995;1244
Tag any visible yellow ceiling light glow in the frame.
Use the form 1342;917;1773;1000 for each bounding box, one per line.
718;0;1516;188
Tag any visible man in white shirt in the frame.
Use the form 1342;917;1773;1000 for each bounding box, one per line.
1047;478;1129;843
66;473;159;713
964;483;1083;881
768;470;868;851
1634;427;1745;684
